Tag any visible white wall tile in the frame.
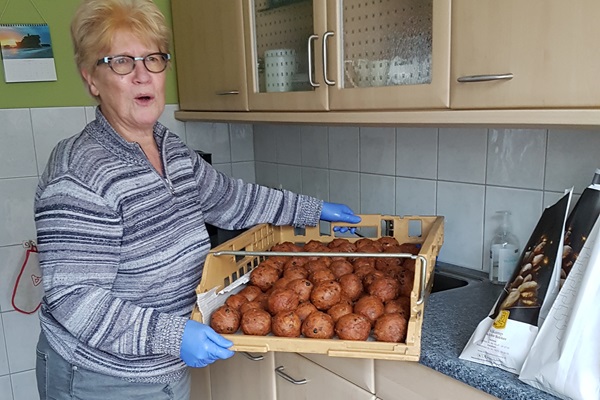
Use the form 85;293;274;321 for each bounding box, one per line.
212;163;232;177
253;125;278;163
360;174;395;215
395;177;437;216
545;128;600;193
278;165;302;193
276;126;302;166
0;245;28;312
359;127;396;175
31;107;87;176
487;129;546;189
184;122;231;163
437;181;485;269
84;106;96;123
328;127;359;172
301;167;329;200
0;375;12;400
438;128;487;184
0;178;38;246
483;187;544;274
230;124;254;162
0;109;37;179
3;311;40;373
10;369;38;400
396;127;438;179
255;162;279;188
300;125;328;168
329;170;360;214
160;104;187;143
231;162;256;183
0;315;9;375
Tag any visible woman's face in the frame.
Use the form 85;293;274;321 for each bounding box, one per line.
82;29;166;138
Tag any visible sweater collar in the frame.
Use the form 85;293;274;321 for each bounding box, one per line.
87;107;169;165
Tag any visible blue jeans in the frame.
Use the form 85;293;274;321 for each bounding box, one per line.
35;332;191;400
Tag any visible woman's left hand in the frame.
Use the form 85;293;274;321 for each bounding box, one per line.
320;202;361;224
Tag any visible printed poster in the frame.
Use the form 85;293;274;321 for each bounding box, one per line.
0;23;57;83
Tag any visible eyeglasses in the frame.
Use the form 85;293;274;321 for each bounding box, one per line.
96;52;171;75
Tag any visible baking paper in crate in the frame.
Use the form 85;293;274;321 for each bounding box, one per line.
518;186;600;399
460;190;572;374
196;271;250;323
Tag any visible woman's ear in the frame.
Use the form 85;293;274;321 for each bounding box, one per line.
81;68;100;97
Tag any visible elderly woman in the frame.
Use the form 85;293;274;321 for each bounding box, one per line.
34;0;360;398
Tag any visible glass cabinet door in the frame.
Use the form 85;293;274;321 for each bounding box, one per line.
328;0;451;110
244;0;329;111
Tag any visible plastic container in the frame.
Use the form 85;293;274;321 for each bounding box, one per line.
192;214;444;361
489;211;520;284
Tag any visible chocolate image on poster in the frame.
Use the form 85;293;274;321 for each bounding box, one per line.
489;192;571;325
561;185;600;280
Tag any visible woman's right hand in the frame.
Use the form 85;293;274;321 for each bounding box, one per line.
180;320;234;367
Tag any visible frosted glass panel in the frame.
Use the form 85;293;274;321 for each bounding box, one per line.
342;0;433;88
253;0;315;93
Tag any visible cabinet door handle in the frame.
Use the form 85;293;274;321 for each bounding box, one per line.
308;34;320;88
215;90;240;95
242;352;264;361
275;366;307;385
457;73;513;83
322;31;335;86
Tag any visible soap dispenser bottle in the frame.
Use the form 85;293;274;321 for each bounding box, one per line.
489;211;520;284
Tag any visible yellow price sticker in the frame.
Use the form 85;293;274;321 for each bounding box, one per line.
493;310;510;329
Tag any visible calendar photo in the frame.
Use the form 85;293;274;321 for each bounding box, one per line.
0;23;57;83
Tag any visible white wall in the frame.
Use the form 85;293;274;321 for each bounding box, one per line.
0;105;252;400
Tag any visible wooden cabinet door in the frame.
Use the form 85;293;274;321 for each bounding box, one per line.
243;0;329;111
190;366;211;400
275;353;376;400
171;0;249;111
300;353;375;394
209;352;276;400
451;0;600;109
328;0;451;111
375;361;498;400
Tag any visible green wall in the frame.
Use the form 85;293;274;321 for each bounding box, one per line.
0;0;178;109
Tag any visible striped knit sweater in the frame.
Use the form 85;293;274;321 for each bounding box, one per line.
34;107;322;383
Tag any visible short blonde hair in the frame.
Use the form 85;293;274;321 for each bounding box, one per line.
71;0;171;75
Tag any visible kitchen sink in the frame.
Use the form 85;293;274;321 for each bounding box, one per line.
429;263;488;293
431;271;469;293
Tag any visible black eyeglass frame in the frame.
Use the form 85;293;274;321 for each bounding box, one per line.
96;52;171;75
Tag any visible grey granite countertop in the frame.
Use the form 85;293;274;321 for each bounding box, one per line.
419;266;560;400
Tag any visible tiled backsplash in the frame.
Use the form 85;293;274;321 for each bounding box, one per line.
252;124;599;270
1;105;599;399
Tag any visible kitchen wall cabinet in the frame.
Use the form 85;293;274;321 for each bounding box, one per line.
451;0;600;109
275;353;377;400
243;0;451;111
375;360;498;400
171;0;249;111
209;352;276;400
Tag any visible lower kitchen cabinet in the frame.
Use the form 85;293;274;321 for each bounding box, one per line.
375;360;497;400
189;366;211;400
275;353;377;400
300;353;375;394
209;352;276;400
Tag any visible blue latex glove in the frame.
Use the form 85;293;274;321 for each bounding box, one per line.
321;202;361;234
180;320;234;368
320;202;361;224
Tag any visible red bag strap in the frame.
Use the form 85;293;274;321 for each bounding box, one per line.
11;242;42;315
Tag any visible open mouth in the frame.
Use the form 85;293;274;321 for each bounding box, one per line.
135;94;153;103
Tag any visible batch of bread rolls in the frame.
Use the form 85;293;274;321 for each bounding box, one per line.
209;236;419;343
